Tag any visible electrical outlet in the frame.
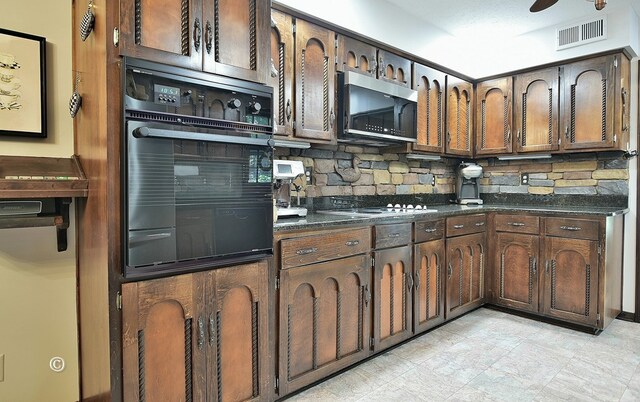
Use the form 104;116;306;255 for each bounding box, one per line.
521;173;529;185
304;166;313;185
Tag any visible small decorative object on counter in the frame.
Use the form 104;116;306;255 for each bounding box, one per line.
69;72;82;118
79;0;95;42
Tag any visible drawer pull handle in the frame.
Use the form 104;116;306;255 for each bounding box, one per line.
345;240;360;247
296;247;318;255
475;222;485;227
560;226;582;231
453;224;464;229
388;233;401;238
424;228;437;233
508;222;525;227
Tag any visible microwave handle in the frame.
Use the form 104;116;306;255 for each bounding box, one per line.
132;126;273;147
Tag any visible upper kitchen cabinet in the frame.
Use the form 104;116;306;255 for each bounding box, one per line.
560;53;630;152
413;63;446;154
120;0;204;70
268;10;295;136
378;49;412;88
446;76;473;157
475;77;513;156
293;18;336;142
119;0;270;83
514;67;560;153
202;0;270;82
336;35;377;77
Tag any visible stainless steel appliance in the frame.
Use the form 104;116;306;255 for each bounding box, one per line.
273;159;307;218
456;162;484;205
123;58;274;278
337;71;418;146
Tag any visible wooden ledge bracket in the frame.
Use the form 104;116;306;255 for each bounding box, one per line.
55;198;72;252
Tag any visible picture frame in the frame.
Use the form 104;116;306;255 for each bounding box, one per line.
0;28;47;138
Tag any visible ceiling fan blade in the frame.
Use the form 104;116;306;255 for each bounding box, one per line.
530;0;559;12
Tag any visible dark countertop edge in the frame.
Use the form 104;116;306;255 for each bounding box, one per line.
273;204;629;232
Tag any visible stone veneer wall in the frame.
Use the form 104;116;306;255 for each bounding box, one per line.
274;145;629;198
478;153;629;196
274;145;459;198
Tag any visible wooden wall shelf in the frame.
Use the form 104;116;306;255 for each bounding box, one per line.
0;155;88;251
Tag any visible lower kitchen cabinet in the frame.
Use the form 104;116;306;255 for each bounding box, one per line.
494;232;540;313
414;239;446;333
445;232;486;320
121;260;270;402
542;236;599;327
278;254;371;396
373;245;413;351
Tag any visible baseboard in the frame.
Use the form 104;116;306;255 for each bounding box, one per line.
617;311;637;322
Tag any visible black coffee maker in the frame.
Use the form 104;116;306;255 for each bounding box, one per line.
455;162;483;205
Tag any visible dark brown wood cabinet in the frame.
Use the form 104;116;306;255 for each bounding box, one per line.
446;76;473;157
373;245;413;351
119;0;204;70
278;254;371;396
293;18;336;142
560;54;626;151
268;10;295;136
120;0;270;82
413;63;446;153
542;236;599;327
414;239;446;333
514;68;560;153
475;77;513;156
494;232;539;313
122;261;270;402
445;233;486;320
336;35;377;77
377;49;412;88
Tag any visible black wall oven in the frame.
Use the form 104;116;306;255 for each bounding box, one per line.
123;58;274;278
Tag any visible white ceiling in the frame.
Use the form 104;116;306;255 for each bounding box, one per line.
385;0;640;40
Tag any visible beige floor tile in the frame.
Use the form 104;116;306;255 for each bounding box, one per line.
284;308;640;402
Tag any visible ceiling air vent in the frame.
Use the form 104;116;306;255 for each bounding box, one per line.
556;16;607;50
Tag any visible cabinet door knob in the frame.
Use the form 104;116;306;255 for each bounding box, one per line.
204;20;213;54
415;267;421;289
453;224;464;229
295;247;317;255
345;240;360;247
286;99;292;122
197;315;205;350
406;272;414;291
193;18;202;53
424;228;437;233
448;263;453;278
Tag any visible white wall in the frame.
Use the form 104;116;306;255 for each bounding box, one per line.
624;58;638;313
0;1;79;401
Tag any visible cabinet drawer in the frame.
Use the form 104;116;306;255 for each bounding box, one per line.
446;214;486;237
375;223;412;249
280;227;371;269
495;214;539;234
415;219;445;243
544;218;599;240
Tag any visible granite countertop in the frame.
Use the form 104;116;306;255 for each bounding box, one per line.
274;204;629;232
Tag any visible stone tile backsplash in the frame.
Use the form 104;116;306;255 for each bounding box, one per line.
274;145;629;198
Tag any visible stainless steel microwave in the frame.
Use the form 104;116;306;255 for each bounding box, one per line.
337;71;418;146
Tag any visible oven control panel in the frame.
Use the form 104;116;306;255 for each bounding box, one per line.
154;84;181;107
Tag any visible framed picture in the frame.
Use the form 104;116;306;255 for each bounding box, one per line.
0;28;47;138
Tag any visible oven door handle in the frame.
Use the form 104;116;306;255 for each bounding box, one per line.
132;126;273;147
129;232;173;246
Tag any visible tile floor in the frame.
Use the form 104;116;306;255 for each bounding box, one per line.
286;307;640;402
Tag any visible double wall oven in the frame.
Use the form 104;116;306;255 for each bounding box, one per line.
123;58;274;278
